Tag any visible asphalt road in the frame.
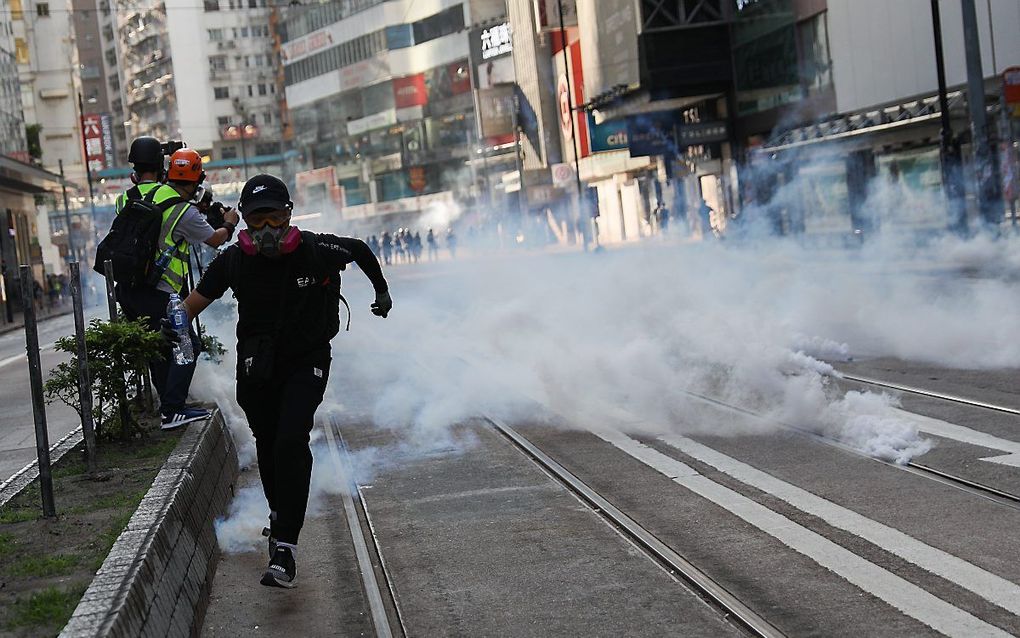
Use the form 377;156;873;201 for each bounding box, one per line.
193;256;1020;636
0;313;82;482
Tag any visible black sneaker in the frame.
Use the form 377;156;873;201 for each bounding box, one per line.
260;546;296;588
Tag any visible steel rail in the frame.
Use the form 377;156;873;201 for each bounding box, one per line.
675;388;1020;511
323;416;397;638
840;374;1020;416
486;416;787;638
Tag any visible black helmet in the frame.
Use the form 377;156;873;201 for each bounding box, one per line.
128;136;162;166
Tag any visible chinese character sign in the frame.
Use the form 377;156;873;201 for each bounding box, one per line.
82;113;110;172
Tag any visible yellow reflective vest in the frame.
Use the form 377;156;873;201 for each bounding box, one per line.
115;182;193;294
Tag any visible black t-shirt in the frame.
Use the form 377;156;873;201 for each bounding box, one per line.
197;232;388;363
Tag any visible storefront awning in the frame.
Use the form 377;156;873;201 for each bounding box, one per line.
759;90;966;153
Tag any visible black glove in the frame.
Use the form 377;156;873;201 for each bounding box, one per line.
371;290;392;318
160;317;180;344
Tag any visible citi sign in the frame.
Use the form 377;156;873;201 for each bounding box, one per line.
605;132;628;146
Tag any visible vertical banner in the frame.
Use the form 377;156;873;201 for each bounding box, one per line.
553;33;589;160
82;114;107;172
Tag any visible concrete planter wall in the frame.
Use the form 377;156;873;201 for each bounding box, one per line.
61;410;238;638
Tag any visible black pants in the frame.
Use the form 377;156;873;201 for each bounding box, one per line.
236;354;330;545
116;285;200;416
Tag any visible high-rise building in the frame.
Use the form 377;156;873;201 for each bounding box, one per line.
12;0;87;184
280;0;504;230
105;0;283;163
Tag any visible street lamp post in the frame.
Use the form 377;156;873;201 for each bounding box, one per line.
239;119;251;180
930;0;965;234
556;0;590;250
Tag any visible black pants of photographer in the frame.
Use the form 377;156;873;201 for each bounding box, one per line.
236;354;331;545
116;284;200;417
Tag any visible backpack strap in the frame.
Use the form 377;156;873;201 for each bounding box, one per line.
304;232;351;332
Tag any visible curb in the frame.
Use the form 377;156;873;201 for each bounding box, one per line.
60;409;239;638
0;307;74;336
0;425;84;508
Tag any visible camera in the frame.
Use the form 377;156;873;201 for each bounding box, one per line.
161;140;185;156
195;189;230;229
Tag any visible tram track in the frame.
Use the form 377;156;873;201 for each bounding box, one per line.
486;416;787;638
323;415;406;638
680;384;1020;511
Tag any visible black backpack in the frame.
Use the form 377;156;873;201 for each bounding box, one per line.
94;186;184;287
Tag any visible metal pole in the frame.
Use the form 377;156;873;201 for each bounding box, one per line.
69;262;97;472
102;259;117;321
557;0;589;250
511;94;528;221
78;93;99;256
930;0;965;234
58;159;76;263
19;265;56;517
239;121;250;181
961;0;1003;227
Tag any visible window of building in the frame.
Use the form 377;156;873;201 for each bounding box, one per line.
209;55;227;71
247;85;254;97
204;0;220;11
228;0;236;9
35;3;49;17
255;142;276;155
255;54;265;67
256;83;266;96
797;11;831;92
248;0;256;7
208;28;224;42
217;115;230;126
214;86;230;99
262;112;273;125
240;26;249;37
221;146;238;159
412;5;464;45
104;47;116;67
14;37;28;64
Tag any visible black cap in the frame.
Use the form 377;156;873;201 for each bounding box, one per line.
238;174;292;216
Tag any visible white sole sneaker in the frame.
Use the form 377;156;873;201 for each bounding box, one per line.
160;413;208;430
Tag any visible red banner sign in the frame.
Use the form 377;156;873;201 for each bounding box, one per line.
393;74;428;109
82;113;106;172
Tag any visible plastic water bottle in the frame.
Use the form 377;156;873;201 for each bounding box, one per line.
167;293;194;365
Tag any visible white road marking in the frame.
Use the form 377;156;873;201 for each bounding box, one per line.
894;408;1020;467
659;433;1020;617
597;429;1012;638
0;342;57;370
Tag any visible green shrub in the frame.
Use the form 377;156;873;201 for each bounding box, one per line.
44;318;165;440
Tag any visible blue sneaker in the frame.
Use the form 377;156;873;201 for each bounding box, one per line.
160;407;210;430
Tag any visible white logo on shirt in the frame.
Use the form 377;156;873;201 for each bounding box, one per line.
252;185;267;194
295;276;318;288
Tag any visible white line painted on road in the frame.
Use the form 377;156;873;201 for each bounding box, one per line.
0;341;57;370
597;429;1012;638
658;433;1020;617
894;408;1020;467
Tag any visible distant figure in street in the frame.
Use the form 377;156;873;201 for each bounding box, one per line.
655;201;670;234
381;231;393;265
698;198;714;240
426;228;438;261
446;228;457;259
412;231;423;263
367;235;380;257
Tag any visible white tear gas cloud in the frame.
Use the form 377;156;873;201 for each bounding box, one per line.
196;155;1020;552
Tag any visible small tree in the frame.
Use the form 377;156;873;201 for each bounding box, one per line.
44;318;165;441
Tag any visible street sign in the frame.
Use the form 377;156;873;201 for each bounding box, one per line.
1004;66;1020;119
675;121;729;146
551;163;574;186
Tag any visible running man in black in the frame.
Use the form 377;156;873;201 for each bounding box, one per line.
173;174;391;588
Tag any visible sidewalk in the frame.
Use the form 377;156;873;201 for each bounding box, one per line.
0;302;75;336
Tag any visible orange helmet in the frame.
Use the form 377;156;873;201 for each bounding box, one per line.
167;148;205;183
